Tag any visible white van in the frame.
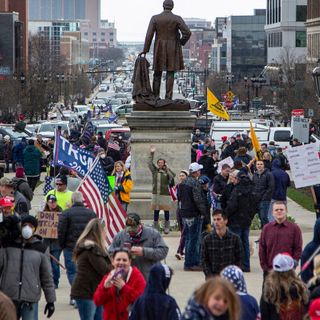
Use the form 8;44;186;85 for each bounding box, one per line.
210;121;320;150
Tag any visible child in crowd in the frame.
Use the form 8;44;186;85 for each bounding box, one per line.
181;277;240;320
221;265;260;320
261;253;309;320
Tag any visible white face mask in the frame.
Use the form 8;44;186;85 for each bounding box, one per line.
100;154;106;159
22;226;33;240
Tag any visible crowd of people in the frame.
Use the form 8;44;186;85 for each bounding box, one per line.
0;117;319;320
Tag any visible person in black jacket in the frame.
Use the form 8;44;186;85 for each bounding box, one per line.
225;171;257;272
198;149;218;182
98;148;114;175
212;164;231;209
252;160;275;228
58;191;96;305
129;263;180;320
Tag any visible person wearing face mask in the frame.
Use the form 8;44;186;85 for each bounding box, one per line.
0;215;56;319
94;248;146;320
109;213;169;280
98;148;114;176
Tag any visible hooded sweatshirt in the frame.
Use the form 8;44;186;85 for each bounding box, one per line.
221;265;260;320
271;159;290;201
301;219;320;283
129;263;180;320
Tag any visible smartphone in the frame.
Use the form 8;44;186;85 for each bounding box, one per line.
123;242;132;250
112;268;125;280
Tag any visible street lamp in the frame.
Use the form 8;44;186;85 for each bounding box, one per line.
312;61;320;104
226;73;234;91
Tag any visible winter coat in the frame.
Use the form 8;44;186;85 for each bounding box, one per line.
220;183;235;213
181;296;228;320
234;154;252;165
198;155;216;180
14;190;30;217
301;219;320;283
225;175;257;228
23;145;42;176
271;159;291;201
58;203;96;250
129;263;181;320
221;141;238;159
100;156;114;175
148;153;175;196
308;277;320;304
109;226;169;280
115;170;134;204
143;9;191;72
0;236;56;304
213;174;228;195
94;266;146;320
12;141;26;164
3;141;12;161
252;169;275;202
12;177;33;202
71;240;112;300
177;175;207;219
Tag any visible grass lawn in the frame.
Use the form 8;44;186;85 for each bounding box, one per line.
287;187;314;212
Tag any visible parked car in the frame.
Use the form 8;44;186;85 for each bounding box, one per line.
74;105;90;119
114;104;133;116
0;126;31;146
99;84;108;92
37;121;70;138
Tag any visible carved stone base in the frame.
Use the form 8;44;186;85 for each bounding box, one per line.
133;102;190;112
126;108;196;219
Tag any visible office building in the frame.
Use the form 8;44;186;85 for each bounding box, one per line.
265;0;307;64
211;17;227;73
225;9;267;77
306;0;320;63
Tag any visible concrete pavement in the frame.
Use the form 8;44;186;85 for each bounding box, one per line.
32;178;315;319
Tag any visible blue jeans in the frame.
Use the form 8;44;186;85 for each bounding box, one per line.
229;227;250;271
51;249;62;287
63;248;77;285
183;216;203;268
75;299;103;320
259;201;271;228
16;302;38;320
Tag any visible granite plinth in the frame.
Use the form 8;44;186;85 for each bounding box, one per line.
126;108;196;219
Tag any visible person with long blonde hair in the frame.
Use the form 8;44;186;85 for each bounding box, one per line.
261;253;309;320
71;218;112;320
181;277;241;320
112;160;133;212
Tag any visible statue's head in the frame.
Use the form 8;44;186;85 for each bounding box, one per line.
163;0;174;10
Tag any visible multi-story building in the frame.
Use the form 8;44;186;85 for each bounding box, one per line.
225;9;267;77
0;0;28;74
184;18;215;70
0;12;21;78
265;0;307;64
306;0;320;63
28;0;117;53
211;17;227;73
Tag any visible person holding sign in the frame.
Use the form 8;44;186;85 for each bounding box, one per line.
43;194;62;289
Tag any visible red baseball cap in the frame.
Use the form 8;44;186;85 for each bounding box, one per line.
0;196;14;208
309;298;320;320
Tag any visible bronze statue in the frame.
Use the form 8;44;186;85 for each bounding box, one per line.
140;0;191;100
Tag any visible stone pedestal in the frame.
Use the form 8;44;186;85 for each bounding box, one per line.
126;104;196;219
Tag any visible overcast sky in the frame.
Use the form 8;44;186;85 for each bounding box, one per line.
101;0;267;42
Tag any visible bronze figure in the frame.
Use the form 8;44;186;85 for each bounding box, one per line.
140;0;191;100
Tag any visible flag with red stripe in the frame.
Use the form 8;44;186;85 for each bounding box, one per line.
77;159;126;244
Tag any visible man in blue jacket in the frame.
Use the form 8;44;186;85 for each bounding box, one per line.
268;159;291;221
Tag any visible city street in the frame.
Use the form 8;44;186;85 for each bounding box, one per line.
22;173;314;320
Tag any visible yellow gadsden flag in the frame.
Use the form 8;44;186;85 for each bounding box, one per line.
249;121;263;160
207;88;230;120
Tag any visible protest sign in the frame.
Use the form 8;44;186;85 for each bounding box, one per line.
286;144;320;188
217;156;234;173
53;134;95;177
36;211;60;239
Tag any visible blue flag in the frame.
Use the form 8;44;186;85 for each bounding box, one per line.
81;121;95;146
53;134;95;177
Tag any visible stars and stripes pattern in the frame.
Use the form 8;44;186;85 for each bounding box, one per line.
78;159;126;244
43;176;54;196
80;121;94;146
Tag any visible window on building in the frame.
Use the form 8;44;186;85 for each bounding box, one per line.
110;38;114;42
296;31;306;47
296;5;307;22
110;32;114;36
84;32;88;36
93;38;97;42
92;32;97;36
101;39;105;42
101;32;105;36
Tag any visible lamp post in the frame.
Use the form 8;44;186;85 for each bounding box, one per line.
312;61;320;104
244;76;250;112
226;73;234;91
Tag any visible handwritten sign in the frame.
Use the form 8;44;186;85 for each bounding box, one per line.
217;157;234;173
36;211;60;239
286;144;320;188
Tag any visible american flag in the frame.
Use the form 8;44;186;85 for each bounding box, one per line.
80;121;95;146
78;159;126;244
